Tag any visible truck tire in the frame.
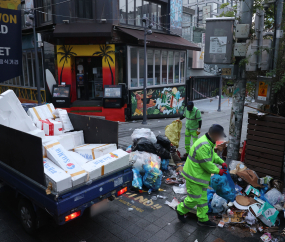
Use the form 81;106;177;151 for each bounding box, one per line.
18;198;37;234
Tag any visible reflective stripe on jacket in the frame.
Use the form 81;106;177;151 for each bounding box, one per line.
181;134;224;187
184;106;202;131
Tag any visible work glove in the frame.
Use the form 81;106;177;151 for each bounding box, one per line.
196;128;201;135
218;169;227;176
222;163;227;169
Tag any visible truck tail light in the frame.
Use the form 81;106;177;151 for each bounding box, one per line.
117;187;127;196
65;211;81;222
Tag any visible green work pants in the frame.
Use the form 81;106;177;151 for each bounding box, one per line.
185;129;198;154
177;180;209;222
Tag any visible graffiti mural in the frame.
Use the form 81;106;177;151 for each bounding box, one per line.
131;86;186;117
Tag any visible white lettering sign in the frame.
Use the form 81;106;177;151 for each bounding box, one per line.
0;47;10;56
0;25;8;34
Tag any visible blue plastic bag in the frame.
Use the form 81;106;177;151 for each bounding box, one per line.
210;169;236;202
161;159;169;171
211;194;227;214
207;189;215;213
132;169;143;190
143;165;162;191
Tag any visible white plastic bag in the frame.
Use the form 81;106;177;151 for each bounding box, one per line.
264;188;283;205
129;151;161;173
229;160;243;171
131;128;157;144
211;194;227;214
173;184;187;194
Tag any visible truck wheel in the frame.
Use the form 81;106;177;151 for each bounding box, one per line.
18;199;37;234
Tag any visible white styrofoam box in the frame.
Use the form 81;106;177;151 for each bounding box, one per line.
57;131;85;150
46;104;56;119
0;90;37;132
73;131;84;147
42;136;59;157
39;105;53;120
67;151;89;166
43;120;63;136
26;129;45;138
82;149;129;180
75;144;117;161
43;157;72;192
28;106;46;123
44;141;87;186
58;109;74;132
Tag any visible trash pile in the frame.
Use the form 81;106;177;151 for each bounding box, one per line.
129;128;173;194
0;90;130;193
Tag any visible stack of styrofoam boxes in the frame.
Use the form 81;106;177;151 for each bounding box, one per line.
53;109;74;132
44;141;87;186
0;90;45;137
27;104;64;136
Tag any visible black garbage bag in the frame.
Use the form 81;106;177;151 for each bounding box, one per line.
132;138;157;154
154;143;171;159
156;135;171;151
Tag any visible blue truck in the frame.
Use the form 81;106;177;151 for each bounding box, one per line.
0;111;132;234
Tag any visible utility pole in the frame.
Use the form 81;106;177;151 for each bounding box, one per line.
217;73;222;112
273;0;284;70
25;10;42;105
142;17;152;125
226;0;254;163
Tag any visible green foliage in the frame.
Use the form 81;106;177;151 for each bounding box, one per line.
219;3;236;17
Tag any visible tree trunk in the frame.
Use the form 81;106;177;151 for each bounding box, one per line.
60;61;65;84
107;59;114;85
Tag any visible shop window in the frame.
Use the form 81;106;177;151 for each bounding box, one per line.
43;0;52;22
128;47;186;88
120;0;127;24
119;0;165;29
77;0;93;19
147;49;153;86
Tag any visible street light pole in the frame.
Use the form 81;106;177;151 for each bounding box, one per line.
142;25;147;124
142;18;152;125
25;10;41;104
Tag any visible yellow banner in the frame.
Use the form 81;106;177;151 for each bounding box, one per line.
258;82;268;97
0;0;21;10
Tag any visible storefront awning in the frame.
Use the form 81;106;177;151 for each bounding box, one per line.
117;27;201;51
53;23;113;37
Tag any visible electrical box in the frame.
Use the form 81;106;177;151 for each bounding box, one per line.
234;43;247;57
204;17;235;64
255;76;272;105
235;24;250;39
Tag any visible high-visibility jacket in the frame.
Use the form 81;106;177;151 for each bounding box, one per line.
181;134;224;187
183;106;202;131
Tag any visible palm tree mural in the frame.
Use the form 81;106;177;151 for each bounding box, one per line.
93;45;115;85
58;45;77;84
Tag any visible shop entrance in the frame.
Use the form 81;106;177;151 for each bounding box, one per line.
75;57;103;100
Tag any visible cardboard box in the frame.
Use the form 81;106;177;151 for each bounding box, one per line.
44;141;87;186
43;157;72;192
0;90;37;132
82;149;129;180
75;144;117;161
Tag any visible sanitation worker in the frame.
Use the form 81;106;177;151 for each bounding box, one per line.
180;101;202;154
176;124;228;227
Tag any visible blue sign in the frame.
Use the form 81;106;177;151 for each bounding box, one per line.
0;8;22;83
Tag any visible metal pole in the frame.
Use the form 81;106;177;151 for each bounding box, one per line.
217;75;222;112
32;10;42;105
226;0;254;163
273;0;284;70
142;27;147;124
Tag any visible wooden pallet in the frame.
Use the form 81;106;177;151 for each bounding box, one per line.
245;113;285;179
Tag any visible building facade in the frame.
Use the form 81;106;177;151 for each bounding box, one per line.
1;0;201;121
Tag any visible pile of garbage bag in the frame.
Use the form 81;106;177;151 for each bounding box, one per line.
129;128;171;191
